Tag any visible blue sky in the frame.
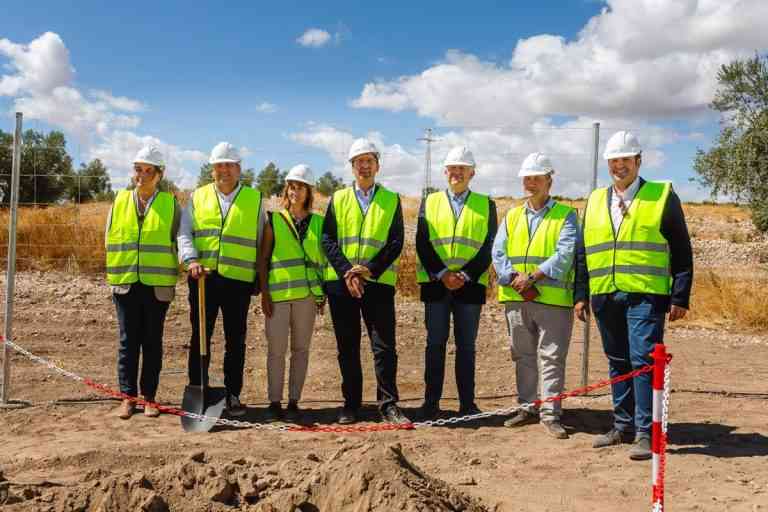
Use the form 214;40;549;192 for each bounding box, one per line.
2;0;767;199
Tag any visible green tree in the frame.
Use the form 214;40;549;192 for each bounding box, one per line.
0;129;74;205
255;162;286;196
69;158;113;202
694;54;768;232
315;171;344;196
197;163;255;188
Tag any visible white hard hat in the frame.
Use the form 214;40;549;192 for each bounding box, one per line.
133;146;164;168
348;138;380;162
518;152;555;177
603;131;642;160
209;142;242;165
443;146;476;167
285;164;315;186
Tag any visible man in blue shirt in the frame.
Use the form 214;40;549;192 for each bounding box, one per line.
493;153;579;439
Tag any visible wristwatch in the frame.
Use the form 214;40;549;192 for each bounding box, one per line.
526;273;537;284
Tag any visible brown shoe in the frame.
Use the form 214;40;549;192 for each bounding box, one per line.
143;398;160;418
118;399;134;420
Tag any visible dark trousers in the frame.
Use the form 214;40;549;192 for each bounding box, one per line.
328;285;399;412
187;273;252;397
113;283;170;399
594;292;666;436
423;296;482;408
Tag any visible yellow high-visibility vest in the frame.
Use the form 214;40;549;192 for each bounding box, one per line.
324;185;400;287
192;183;261;283
268;210;326;302
106;189;178;286
583;181;672;295
498;202;575;307
416;190;490;286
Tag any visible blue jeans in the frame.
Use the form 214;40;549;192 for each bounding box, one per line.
423;296;482;408
594;292;665;436
113;283;170;399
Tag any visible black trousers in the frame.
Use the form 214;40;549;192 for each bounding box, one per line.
113;283;170;399
187;273;252;396
328;283;399;412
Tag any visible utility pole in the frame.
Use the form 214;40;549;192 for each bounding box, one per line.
418;128;438;197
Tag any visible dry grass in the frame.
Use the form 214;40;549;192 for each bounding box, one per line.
685;272;768;331
0;202;109;272
1;199;767;331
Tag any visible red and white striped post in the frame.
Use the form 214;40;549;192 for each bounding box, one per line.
651;343;668;511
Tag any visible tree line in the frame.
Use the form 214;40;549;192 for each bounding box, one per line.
0;132;345;205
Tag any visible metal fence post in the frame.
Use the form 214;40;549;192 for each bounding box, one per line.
1;112;22;404
580;121;599;389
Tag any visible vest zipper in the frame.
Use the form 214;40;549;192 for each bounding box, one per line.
610;184;639;290
279;210;312;293
216;185;244;271
447;190;470;265
135;192;144;284
352;185;376;265
524;201;549;272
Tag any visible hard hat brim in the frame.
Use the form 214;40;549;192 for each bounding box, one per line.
517;169;554;177
133;159;164;168
443;160;476;167
604;151;640;160
209;158;241;165
286;177;314;186
349;151;379;163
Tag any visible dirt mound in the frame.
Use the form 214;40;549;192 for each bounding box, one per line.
255;442;490;512
2;443;489;512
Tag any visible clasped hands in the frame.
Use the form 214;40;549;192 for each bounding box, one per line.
344;264;371;298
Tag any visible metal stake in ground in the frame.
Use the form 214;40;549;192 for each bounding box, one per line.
181;272;226;432
1;113;23;407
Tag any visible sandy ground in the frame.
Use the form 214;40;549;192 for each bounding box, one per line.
0;272;767;511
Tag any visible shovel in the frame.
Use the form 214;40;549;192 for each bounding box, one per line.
181;272;227;432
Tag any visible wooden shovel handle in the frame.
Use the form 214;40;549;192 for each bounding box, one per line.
198;272;207;357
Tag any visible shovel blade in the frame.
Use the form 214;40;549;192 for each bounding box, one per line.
181;385;227;432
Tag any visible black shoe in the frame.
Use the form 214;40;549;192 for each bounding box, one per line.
381;405;410;425
265;402;283;423
226;394;247;417
283;401;300;423
337;406;358;425
458;403;482;416
420;402;441;421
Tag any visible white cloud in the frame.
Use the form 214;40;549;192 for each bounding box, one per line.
289;119;686;199
0;32;205;190
352;0;768;124
296;29;332;48
89;131;207;189
255;102;278;113
0;32;73;96
90;89;146;112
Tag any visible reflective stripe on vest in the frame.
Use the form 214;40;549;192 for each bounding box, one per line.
325;185;400;287
497;202;575;307
268;211;326;302
106;189;178;286
416;191;490;286
583;181;672;295
192;183;261;283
